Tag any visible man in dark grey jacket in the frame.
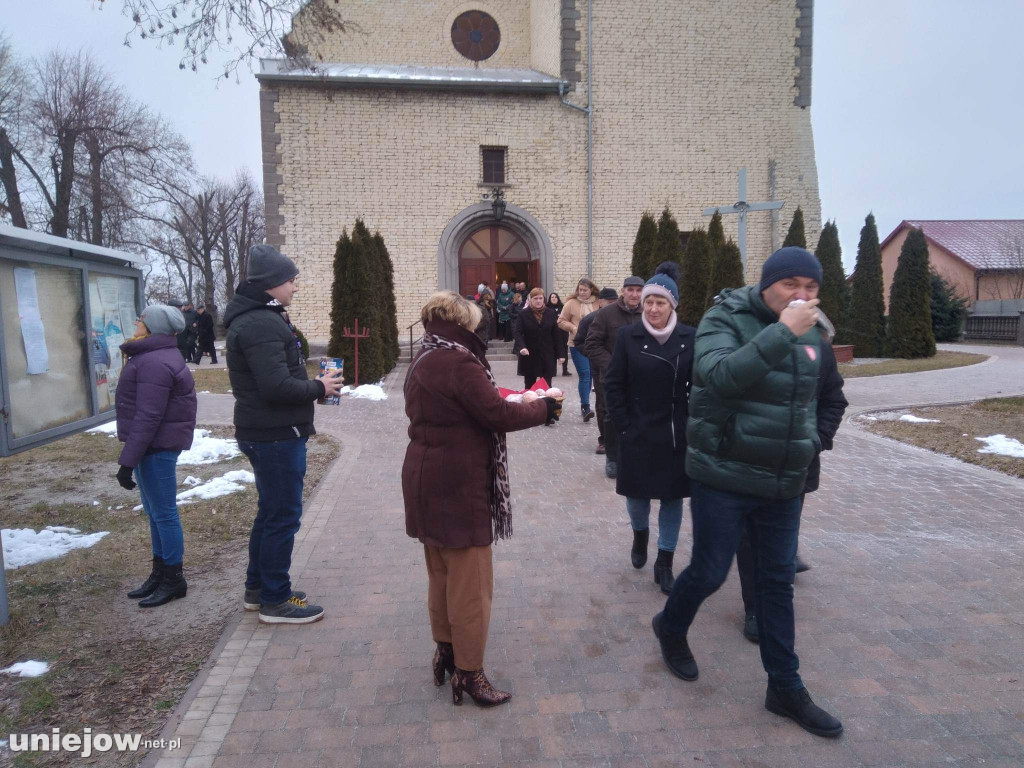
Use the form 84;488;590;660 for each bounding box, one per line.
224;244;343;624
582;276;644;478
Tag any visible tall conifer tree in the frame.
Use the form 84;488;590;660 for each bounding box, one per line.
815;221;847;328
654;207;684;269
843;213;886;356
782;206;807;248
885;227;936;358
328;219;395;384
631;212;659;279
373;230;400;367
706;238;744;309
678;227;711;327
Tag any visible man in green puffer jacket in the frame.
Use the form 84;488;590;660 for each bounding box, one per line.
652;247;844;739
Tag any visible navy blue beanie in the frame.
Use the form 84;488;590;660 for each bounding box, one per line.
759;247;823;291
642;273;679;308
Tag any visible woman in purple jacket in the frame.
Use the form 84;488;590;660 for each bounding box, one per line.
116;304;198;607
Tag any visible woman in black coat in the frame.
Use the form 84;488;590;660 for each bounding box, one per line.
604;265;695;595
514;288;564;389
547;292;570;376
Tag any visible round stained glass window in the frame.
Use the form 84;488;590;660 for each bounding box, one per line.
451;11;501;62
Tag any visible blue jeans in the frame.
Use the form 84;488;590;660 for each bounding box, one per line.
134;451;184;566
239;437;308;605
626;497;683;552
569;347;592;410
662;480;804;691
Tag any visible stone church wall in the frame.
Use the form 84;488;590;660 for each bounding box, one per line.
269;0;821;341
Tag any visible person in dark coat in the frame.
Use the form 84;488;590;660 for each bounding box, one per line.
547;292;570;376
115;304;197;608
225;244;345;625
574;288;617;451
604;264;695;595
513;288;564;389
193;305;217;364
403;291;559;707
583;275;645;478
176;301;199;362
653;247;844;740
737;313;848;642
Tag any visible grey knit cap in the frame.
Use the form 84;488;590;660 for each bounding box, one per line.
247;244;299;291
140;304;186;336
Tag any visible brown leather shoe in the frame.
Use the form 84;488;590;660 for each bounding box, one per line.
451;667;511;707
433;642;455;686
596;442;606;455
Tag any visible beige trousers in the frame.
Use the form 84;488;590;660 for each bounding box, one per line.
423;544;493;671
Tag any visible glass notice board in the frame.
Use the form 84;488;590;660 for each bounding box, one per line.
0;257;92;438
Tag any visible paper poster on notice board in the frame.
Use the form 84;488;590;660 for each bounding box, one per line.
13;267;49;375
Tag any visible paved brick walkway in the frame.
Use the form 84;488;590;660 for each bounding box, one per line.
148;344;1024;768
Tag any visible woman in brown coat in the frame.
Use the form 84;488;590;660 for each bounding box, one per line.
403;291;560;707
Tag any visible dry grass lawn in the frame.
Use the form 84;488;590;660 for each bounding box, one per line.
191;361;321;395
839;351;988;378
861;396;1024;478
0;427;339;767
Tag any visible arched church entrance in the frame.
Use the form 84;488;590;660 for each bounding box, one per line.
457;225;535;297
437;203;554;299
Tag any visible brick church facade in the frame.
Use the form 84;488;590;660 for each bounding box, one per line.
258;0;821;339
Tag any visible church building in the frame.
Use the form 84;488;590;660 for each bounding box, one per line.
257;0;821;339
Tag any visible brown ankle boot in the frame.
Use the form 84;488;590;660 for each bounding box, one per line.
450;667;511;707
432;642;455;686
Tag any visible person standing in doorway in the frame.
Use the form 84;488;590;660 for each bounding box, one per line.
514;288;563;389
652;247;843;739
496;281;514;341
224;244;345;624
583;276;644;478
558;278;599;420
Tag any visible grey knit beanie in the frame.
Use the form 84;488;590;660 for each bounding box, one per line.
247;244;299;291
140;304;186;336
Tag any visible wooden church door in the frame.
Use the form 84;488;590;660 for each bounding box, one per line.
458;225;532;297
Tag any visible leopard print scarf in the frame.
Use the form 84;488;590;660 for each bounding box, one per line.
419;332;513;541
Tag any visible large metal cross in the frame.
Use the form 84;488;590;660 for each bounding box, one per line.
703;168;785;272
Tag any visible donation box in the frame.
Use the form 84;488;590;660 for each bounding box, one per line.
0;224;144;456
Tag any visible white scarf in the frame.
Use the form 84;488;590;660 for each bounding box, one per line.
642;311;677;345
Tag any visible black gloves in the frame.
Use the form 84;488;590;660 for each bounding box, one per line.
117;465;137;491
543;396;561;425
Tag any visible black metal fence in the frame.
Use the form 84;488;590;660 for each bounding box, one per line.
963;314;1021;342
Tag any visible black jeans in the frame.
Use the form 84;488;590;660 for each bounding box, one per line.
663;480;804;691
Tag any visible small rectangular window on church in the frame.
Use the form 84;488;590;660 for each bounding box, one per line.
481;147;506;184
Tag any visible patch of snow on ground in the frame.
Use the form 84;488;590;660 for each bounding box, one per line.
2;527;109;569
339;384;387;401
198;390;211;394
176;470;255;502
177;429;241;465
976;434;1024;459
899;414;940;423
87;421;118;435
1;660;50;678
182;476;203;487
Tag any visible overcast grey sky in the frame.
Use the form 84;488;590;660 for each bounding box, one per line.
4;1;1023;271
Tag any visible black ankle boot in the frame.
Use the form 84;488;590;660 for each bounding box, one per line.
127;555;163;599
139;563;187;608
651;611;698;681
765;685;843;737
562;361;570;376
630;529;649;569
653;549;674;595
